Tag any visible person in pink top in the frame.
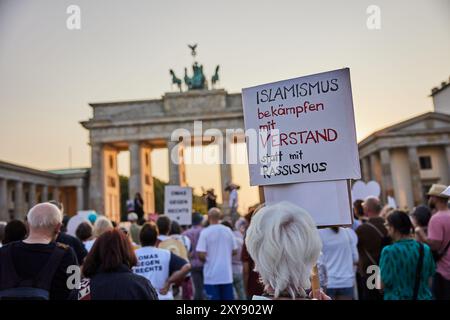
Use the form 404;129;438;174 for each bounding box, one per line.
417;184;450;300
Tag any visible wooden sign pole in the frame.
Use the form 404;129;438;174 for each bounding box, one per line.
311;264;321;299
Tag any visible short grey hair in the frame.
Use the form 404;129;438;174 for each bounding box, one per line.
27;203;62;229
207;207;221;220
245;201;322;299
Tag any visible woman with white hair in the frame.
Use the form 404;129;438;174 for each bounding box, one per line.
245;201;329;300
83;216;113;252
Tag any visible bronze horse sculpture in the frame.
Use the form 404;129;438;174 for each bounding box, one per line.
169;69;182;92
211;65;220;87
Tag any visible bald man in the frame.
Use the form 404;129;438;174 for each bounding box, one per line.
196;207;238;300
0;203;78;300
355;196;390;300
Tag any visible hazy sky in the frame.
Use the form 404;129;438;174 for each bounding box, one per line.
0;0;449;211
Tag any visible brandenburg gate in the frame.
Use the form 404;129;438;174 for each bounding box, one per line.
81;88;245;221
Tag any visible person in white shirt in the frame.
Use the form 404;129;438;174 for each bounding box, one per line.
133;222;191;300
319;227;359;300
196;207;238;300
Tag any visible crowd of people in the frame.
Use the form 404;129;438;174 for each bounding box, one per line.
0;183;449;300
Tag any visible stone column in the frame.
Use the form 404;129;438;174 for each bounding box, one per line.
178;144;187;186
380;149;394;202
41;185;48;202
128;141;155;214
28;183;37;208
76;186;84;212
53;187;60;202
129;141;141;199
89;143;105;214
219;137;233;212
14;180;24;220
142;145;155;214
102;146;120;222
408;146;423;205
369;153;379;183
361;157;371;182
168;140;185;185
0;178;8;221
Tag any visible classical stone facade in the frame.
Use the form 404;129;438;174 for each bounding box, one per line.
0;161;89;221
359;79;450;209
81;89;245;220
358;112;450;209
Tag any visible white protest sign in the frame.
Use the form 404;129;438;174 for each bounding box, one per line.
164;185;192;225
242;68;360;186
264;180;353;227
387;196;397;208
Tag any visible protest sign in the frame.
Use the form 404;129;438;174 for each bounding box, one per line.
242;68;360;186
164;185;192;225
387;196;397;208
264;180;353;227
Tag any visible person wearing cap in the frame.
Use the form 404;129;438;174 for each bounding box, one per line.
128;212;141;245
182;212;206;300
416;184;450;300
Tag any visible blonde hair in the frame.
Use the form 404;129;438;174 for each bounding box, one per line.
245;201;322;299
93;216;113;238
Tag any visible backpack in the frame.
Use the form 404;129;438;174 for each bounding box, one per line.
0;242;66;300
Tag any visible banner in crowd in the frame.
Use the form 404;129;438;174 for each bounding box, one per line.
264;180;353;227
242;68;360;186
164;185;192;225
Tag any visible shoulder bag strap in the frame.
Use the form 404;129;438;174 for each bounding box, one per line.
34;246;67;290
364;223;384;265
413;243;424;300
366;222;384;238
364;248;378;266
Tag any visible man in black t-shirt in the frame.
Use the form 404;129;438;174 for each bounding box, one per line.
0;203;78;300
